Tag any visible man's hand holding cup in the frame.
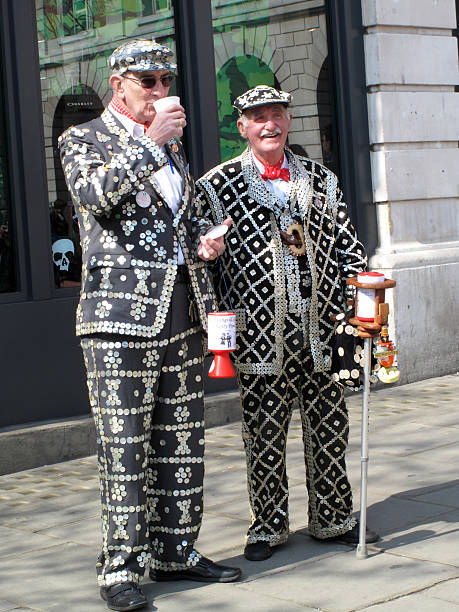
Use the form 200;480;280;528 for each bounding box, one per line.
146;96;186;146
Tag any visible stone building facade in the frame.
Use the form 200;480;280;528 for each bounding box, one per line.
362;0;459;382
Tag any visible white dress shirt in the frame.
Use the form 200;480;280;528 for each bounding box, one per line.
252;152;290;204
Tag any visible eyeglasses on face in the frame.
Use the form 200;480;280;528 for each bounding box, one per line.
123;73;174;89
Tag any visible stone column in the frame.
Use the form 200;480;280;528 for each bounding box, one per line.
362;0;459;382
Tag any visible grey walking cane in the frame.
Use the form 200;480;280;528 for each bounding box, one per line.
346;276;397;559
356;336;372;559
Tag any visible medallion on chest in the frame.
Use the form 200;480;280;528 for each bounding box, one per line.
136;191;151;208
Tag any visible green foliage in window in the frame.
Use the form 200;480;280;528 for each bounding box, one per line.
62;0;91;36
216;54;275;162
141;0;169;16
41;0;171;39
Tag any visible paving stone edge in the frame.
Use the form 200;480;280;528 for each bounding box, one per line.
0;391;241;475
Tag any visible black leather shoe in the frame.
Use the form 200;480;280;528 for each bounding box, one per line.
244;541;272;561
149;556;241;583
100;582;148;611
314;522;380;545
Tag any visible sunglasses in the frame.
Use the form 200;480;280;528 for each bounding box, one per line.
123;74;174;89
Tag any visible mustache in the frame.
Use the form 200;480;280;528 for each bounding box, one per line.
260;127;282;137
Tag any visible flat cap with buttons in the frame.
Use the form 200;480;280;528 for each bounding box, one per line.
108;38;177;74
233;85;292;115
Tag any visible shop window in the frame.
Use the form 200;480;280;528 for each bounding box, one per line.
62;0;93;36
217;55;278;161
141;0;171;15
36;0;176;288
211;0;339;172
317;57;338;175
0;58;16;294
41;0;96;39
49;86;103;287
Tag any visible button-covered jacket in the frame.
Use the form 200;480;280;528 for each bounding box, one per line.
195;147;367;374
59;109;216;337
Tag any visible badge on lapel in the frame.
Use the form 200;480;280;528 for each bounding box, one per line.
136;192;151;208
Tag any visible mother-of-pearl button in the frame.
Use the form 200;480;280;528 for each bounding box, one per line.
136;191;151;208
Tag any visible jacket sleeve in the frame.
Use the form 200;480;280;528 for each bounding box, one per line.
333;186;368;304
192;179;217;250
58;125;168;216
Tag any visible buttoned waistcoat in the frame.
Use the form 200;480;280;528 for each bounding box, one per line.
59;109;216;338
195;147;367;375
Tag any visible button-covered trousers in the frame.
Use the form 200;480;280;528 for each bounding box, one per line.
239;315;355;545
81;281;205;586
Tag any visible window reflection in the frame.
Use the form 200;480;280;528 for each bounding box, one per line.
0;64;16;293
50;198;82;288
36;0;175;288
211;0;339;175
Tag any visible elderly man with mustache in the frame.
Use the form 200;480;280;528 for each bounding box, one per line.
196;85;379;563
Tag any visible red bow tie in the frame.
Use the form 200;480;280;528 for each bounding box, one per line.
261;166;290;181
256;154;290;182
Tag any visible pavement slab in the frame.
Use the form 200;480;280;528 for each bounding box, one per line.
35;514;101;548
143;582;318;611
362;422;459;457
347;454;459;499
0;541;98;611
0;373;458;611
402;480;459;509
190;511;248;558
0;525;69;559
364;493;454;535
0;601;26;612
377;510;459;567
240;549;459;611
359;589;459;611
423;577;459;604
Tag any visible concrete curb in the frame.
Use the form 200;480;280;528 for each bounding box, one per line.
0;390;241;476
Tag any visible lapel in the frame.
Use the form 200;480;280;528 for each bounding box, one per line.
100;109;166;202
165;138;192;230
284;148;314;219
101;110;191;216
242;146;279;212
165;138;186;179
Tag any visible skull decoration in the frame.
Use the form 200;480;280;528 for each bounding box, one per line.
52;238;74;271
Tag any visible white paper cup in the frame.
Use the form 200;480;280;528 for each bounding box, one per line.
153;96;180;112
205;224;229;240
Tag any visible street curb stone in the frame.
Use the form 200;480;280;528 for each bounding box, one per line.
0;390;241;475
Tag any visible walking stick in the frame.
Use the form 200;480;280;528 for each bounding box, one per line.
346;274;397;559
356;335;371;559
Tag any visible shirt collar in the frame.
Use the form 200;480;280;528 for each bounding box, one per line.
108;98;148;140
251;150;288;176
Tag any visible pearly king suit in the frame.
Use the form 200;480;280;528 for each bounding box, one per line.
59;109;217;586
196;146;367;544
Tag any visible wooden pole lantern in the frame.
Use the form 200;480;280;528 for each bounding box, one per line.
346;272;396;333
345;272;397;560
